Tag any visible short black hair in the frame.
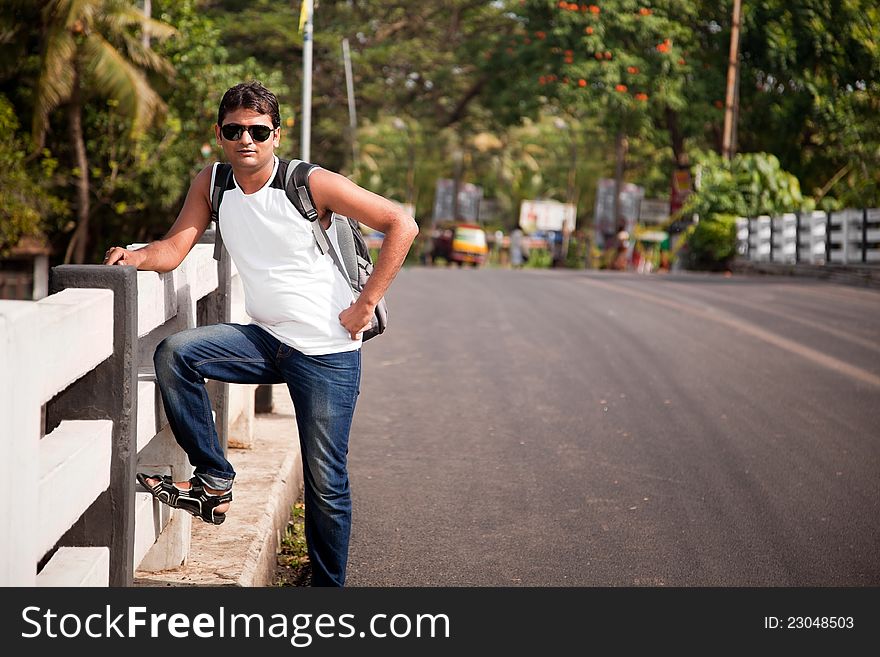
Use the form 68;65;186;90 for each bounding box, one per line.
217;81;281;128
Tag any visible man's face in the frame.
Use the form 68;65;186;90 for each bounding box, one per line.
215;108;280;173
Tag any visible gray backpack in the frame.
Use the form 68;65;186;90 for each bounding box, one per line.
210;158;388;341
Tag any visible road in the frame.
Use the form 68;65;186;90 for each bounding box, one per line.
345;267;880;586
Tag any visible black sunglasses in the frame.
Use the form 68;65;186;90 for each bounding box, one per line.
220;123;275;142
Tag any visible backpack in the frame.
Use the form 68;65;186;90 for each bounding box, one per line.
210;158;388;341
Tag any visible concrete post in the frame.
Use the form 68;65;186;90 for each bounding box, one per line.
197;242;232;454
46;265;138;587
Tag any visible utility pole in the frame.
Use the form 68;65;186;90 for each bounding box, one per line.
142;0;151;48
452;148;462;221
342;38;358;175
722;0;742;160
300;0;314;161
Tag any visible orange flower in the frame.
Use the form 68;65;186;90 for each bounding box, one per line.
585;26;594;34
615;84;627;92
589;4;600;13
635;92;648;101
678;58;686;65
539;76;547;85
565;49;574;56
639;7;652;16
627;66;639;74
656;43;669;53
595;52;603;60
558;1;566;7
536;31;546;39
604;51;612;59
579;78;587;87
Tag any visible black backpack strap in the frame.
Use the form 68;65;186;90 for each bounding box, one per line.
282;160;353;293
211;163;233;261
283;159;320;222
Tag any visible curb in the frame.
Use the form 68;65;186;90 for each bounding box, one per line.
731;260;880;289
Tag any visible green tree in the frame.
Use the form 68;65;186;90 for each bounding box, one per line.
0;95;67;256
207;0;517;172
84;0;291;251
32;0;176;263
736;0;880;206
489;0;724;237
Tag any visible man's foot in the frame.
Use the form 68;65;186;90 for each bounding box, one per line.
142;476;230;515
136;473;233;524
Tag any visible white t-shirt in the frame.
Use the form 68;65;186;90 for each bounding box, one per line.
213;158;360;355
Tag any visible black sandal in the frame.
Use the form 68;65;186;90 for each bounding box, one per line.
136;473;232;525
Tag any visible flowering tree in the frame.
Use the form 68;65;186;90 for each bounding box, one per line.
483;0;723;233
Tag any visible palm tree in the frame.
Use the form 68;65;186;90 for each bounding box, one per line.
33;0;176;263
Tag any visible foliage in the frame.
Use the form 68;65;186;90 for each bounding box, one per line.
678;150;806;269
680;150;807;219
85;0;291;251
32;0;177;149
28;0;178;262
490;0;729;166
736;0;880;206
207;0;517;172
0;95;68;256
2;0;879;265
682;214;737;270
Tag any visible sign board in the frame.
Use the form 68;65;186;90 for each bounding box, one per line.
593;178;644;239
432;179;482;222
519;200;576;234
670;168;692;216
638;199;670;225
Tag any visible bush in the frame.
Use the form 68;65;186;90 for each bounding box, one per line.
684;214;737;270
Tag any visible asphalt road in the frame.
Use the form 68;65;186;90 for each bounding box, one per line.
345;267;880;586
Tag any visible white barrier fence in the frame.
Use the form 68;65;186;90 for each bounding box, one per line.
0;241;255;586
736;209;880;265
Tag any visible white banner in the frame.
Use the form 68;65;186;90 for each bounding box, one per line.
519;200;576;234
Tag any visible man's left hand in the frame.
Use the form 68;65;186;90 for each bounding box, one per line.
338;300;374;340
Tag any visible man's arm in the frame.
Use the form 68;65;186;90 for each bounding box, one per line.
309;169;419;338
104;166;214;273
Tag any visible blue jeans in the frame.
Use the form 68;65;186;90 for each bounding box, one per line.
153;323;361;587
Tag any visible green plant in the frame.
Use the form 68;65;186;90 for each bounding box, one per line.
276;500;310;587
677;151;809;269
685;214;738;271
525;247;552;269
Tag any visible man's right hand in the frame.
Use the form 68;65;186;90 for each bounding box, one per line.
103;246;145;268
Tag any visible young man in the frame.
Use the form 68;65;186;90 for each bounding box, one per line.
104;81;418;586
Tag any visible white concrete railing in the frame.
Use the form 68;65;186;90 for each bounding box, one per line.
0;243;256;586
736;208;880;265
1;289;114;586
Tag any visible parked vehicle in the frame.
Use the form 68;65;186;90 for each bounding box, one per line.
430;222;489;267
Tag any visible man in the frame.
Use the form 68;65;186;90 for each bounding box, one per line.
104;81;418;586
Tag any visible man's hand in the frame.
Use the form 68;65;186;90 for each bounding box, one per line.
338;299;375;340
103;246;146;268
